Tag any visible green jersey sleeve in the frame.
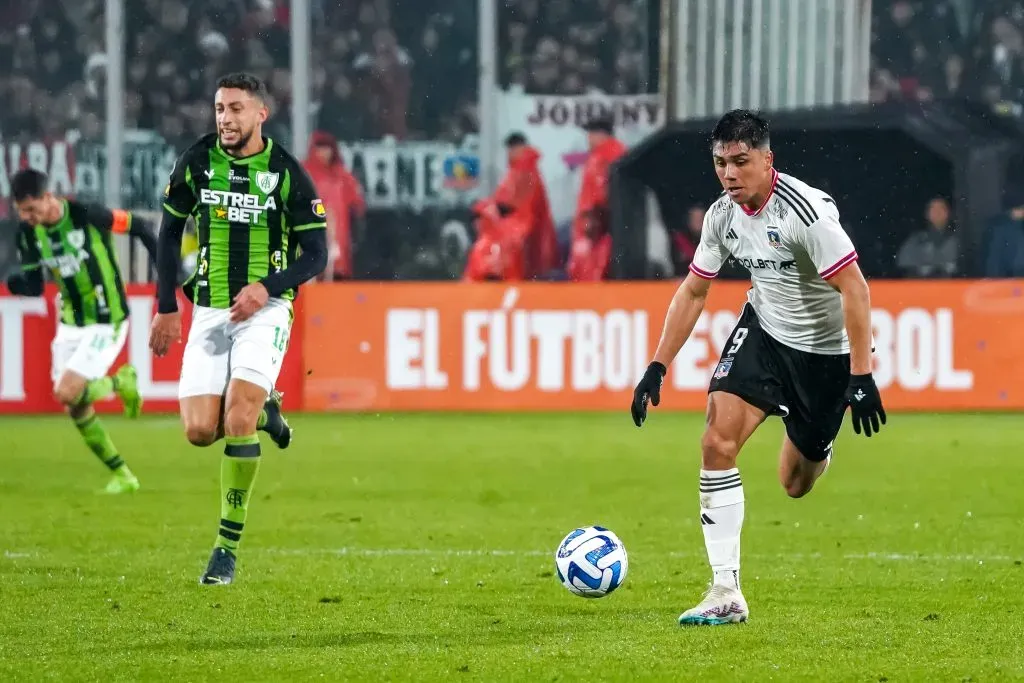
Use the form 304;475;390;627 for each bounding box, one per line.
285;164;328;232
163;150;198;219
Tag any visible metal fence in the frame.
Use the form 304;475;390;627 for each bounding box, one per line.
666;0;872;119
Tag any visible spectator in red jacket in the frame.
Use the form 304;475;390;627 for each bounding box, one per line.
464;132;558;281
463;197;526;281
495;133;558;277
567;117;627;281
303;130;365;280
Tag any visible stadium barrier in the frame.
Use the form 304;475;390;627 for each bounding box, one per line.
301;280;1024;412
1;280;1022;414
0;284;305;414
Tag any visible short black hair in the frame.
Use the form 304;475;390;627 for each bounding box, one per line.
216;72;270;102
11;169;48;202
710;109;770;151
582;115;614;134
504;132;527;147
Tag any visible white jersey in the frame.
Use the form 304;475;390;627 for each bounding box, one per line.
689;170;858;355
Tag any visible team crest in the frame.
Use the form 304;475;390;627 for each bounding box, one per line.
311;199;326;218
255;171;280;194
67;229;86;249
767;229;782;248
713;359;733;379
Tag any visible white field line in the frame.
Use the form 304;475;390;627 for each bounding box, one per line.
256;548;1019;563
3;548;1018;563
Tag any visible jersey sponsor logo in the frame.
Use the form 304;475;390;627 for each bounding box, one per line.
255;171;280;194
194;246;210;289
732;256;789;272
228;169;248;185
767;229;782;248
42;253;87;278
199;188;277;224
39;233;90;278
311;199;326;218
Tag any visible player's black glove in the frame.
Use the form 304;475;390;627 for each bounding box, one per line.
843;373;886;437
631;362;666;427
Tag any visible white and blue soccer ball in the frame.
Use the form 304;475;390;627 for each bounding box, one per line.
554;525;628;598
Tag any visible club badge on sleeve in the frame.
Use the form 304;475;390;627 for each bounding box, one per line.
312;199;326;218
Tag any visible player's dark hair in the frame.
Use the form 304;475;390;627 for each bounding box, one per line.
504;132;527;147
11;169;48;201
711;109;770;151
216;72;270;103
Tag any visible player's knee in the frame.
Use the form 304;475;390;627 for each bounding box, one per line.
701;428;739;469
782;476;813;499
52;384;81;407
223;405;260;437
184;423;219;447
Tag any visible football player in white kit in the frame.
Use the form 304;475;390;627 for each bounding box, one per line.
631;110;886;626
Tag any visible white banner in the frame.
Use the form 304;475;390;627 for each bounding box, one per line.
337;137;481;211
495;90;663;226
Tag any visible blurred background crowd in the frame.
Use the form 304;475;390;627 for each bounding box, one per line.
870;0;1024;116
0;0;657;145
2;0;1024;281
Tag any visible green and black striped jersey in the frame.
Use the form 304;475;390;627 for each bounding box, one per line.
162;133;327;308
16;200;131;327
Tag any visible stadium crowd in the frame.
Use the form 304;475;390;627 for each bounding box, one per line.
498;0;656;95
3;0;1024;280
0;0;479;147
870;0;1024;113
0;0;662;148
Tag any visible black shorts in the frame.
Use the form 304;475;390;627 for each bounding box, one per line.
708;304;850;462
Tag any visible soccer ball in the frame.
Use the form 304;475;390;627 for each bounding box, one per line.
554;526;628;598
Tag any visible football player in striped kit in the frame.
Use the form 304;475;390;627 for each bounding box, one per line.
631;110;886;626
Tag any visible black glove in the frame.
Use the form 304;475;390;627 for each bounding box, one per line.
843;373;886;437
631;362;666;427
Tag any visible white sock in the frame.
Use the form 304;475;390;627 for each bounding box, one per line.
699;468;745;590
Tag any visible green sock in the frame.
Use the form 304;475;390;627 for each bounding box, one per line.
74;411;126;473
216;435;262;553
77;377;115;406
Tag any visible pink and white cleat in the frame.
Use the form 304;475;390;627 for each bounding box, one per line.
678;583;749;626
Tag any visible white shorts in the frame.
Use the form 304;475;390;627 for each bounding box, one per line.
51;321;130;384
178;300;293;399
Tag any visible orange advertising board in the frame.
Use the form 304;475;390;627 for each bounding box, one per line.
302;280;1024;412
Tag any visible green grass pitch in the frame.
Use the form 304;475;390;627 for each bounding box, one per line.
1;412;1023;681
